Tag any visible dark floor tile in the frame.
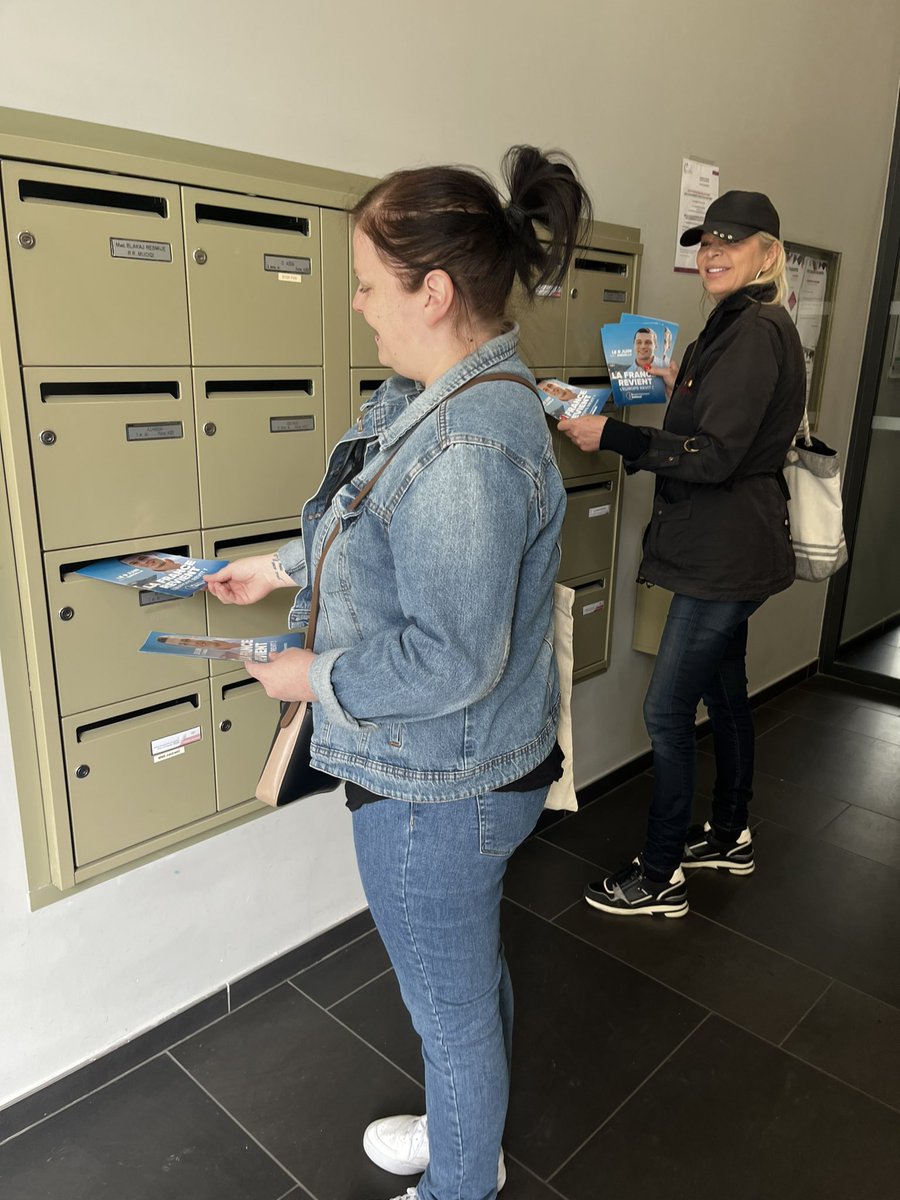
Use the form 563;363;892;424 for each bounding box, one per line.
553;1016;900;1200
841;640;900;677
172;983;422;1200
230;909;374;1010
841;704;900;747
500;900;705;1179
694;751;849;835
799;673;900;714
557;898;829;1044
539;775;711;870
760;688;861;726
331;970;425;1086
753;714;900;820
291;929;391;1009
501;1157;567;1198
0;1056;291;1200
688;822;900;1008
0;990;227;1144
817;805;900;870
784;982;900;1112
503;836;598;919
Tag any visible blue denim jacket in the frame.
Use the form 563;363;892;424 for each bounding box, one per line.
278;328;565;801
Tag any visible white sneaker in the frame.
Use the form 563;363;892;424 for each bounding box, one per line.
363;1114;506;1189
385;1191;418;1200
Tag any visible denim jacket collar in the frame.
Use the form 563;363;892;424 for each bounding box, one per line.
373;325;522;449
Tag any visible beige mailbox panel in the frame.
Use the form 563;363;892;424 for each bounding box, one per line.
24;368;200;550
202;520;301;676
183;187;323;366
350;369;391;415
63;683;216;866
46;536;210;716
194;369;325;527
558;476;618;586
211;671;282;811
2;161;190;366
572;576;611;681
512;283;567;369
564;250;634;367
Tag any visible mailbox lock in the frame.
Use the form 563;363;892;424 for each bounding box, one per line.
193;248;208;265
40;430;57;446
570;287;579;300
203;422;217;437
219;719;232;733
18;231;36;250
75;765;90;779
58;606;75;622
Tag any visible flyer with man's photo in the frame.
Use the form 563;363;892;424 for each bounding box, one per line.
76;552;228;598
536;379;612;420
139;632;304;662
601;314;679;405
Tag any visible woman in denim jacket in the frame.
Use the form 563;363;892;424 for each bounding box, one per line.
207;146;592;1200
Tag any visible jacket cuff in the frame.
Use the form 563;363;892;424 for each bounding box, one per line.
600;416;652;461
308;648;361;731
277;537;308;584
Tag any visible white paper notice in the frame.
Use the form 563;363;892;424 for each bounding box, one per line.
796;258;828;350
675;158;720;273
783;252;807;324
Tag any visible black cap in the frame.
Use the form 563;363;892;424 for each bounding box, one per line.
680;190;780;247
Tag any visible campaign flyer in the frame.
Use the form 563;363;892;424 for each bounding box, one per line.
139;632;303;662
537;379;612;420
601;315;679;405
76;552;228;598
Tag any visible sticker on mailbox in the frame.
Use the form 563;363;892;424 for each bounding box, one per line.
151;726;201;762
588;504;611;518
264;254;311;275
582;600;606;616
110;238;173;262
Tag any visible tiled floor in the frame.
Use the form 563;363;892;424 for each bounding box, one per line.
839;622;900;679
3;673;900;1200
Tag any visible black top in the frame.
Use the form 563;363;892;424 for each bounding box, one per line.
600;285;806;601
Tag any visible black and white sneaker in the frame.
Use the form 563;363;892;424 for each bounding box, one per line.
584;859;689;918
682;822;754;875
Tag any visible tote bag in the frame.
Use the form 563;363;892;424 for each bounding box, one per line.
783;409;848;582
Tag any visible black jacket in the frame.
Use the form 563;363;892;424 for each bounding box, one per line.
602;285;806;601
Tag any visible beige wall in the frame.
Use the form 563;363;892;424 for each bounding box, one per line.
0;0;898;1108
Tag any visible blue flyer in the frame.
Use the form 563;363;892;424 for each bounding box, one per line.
76;552;228;598
139;632;304;662
601;314;679;405
536;379;612;420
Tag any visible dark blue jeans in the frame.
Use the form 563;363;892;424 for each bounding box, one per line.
642;594;763;876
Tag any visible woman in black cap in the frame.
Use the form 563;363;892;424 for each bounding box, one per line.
559;190;805;917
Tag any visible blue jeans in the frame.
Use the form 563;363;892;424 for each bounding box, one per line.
642;594;763;876
352;788;548;1200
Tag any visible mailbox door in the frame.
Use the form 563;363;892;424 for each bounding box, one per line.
564;249;635;366
2;161;189;366
211;671;282;811
572;577;611;680
24;368;200;550
511;278;568;370
194;369;325;527
183;187;322;366
63;684;216;866
349;369;391;417
202;520;302;676
558;477;618;585
46;536;209;716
